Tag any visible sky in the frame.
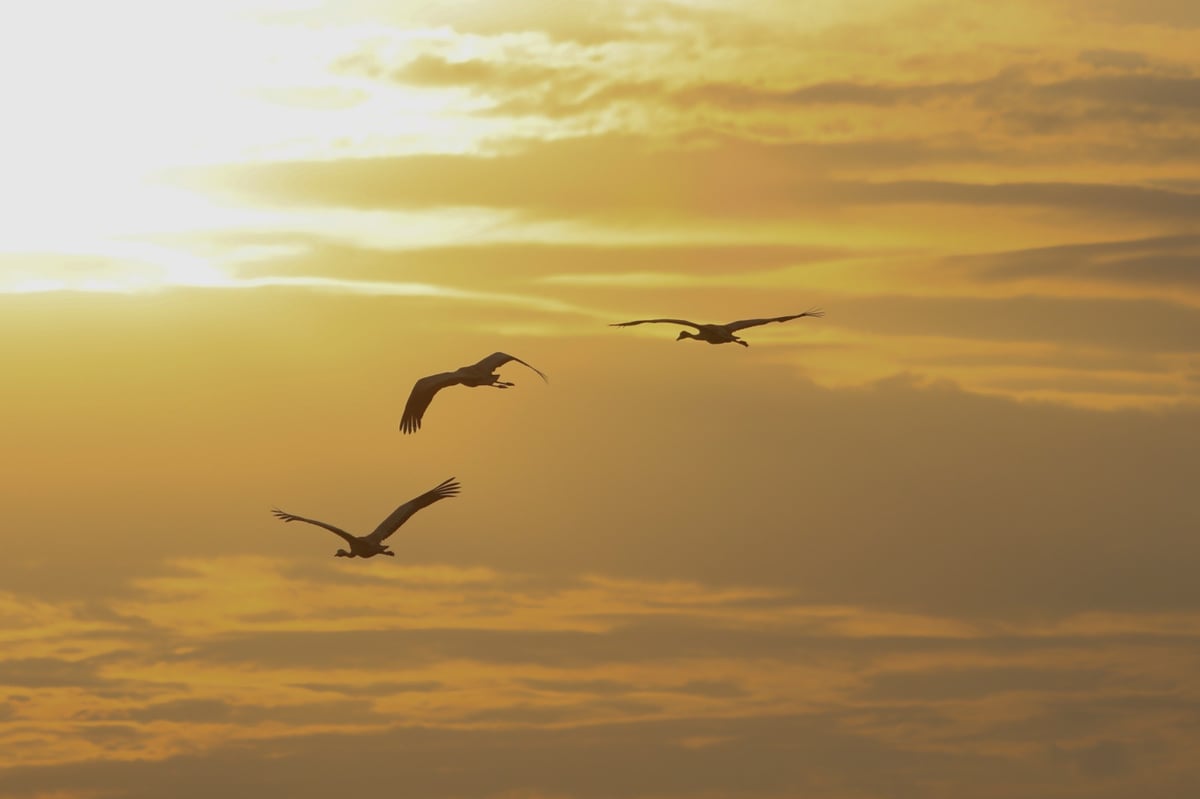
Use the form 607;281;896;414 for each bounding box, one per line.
1;1;1199;797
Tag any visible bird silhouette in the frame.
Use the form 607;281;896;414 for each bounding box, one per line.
610;310;824;346
271;477;460;558
400;352;548;434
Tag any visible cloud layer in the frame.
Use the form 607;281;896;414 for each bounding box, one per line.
3;2;1200;797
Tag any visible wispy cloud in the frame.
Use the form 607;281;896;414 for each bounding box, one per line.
953;233;1200;290
205;274;597;315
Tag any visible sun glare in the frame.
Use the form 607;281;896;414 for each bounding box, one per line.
0;1;347;293
0;1;509;293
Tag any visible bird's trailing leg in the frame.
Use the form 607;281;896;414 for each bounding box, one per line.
491;378;515;388
383;551;396;557
735;338;749;347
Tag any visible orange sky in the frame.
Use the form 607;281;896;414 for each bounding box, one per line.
1;2;1199;797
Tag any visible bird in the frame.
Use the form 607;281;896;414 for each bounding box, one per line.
399;352;548;434
609;309;824;347
271;477;460;558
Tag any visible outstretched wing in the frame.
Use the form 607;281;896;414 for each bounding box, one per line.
271;509;356;545
609;318;702;329
400;371;462;434
474;352;549;382
724;309;824;332
366;478;461;543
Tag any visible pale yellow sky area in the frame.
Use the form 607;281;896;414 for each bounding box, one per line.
3;0;1199;404
1;2;1199;798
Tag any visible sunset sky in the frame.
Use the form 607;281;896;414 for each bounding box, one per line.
2;1;1199;797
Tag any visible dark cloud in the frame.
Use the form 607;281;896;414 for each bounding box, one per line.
291;680;443;697
913;346;1174;375
680;73;1200;116
826;179;1200;221
75;697;380;726
1059;0;1200;27
948;692;1200;792
170;137;1200;221
1079;49;1153;71
0;652;188;700
831;291;1200;352
956;234;1200;288
1035;75;1200;111
344;51;1200;146
0;656;109;688
668;678;749;698
72;723;147;747
520;676;747;698
860;666;1114;701
458;697;663;725
1060;739;1136;778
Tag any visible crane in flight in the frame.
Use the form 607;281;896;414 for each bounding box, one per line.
399;352;548;434
271;477;460;558
610;309;824;347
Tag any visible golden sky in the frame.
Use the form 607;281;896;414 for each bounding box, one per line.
1;1;1199;797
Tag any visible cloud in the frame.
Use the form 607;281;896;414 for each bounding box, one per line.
1059;0;1200;27
367;52;568;92
0;715;940;799
954;234;1200;289
173;137;1200;223
3;707;1197;799
342;48;1200;143
4;541;1200;795
521;674;752;703
0;656;116;689
227;236;851;284
824;180;1200;221
6;4;1200;797
859;666;1114;702
198;274;598;316
1079;49;1153;71
291;680;443;697
1034;74;1200;111
76;697;382;726
830;293;1200;353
